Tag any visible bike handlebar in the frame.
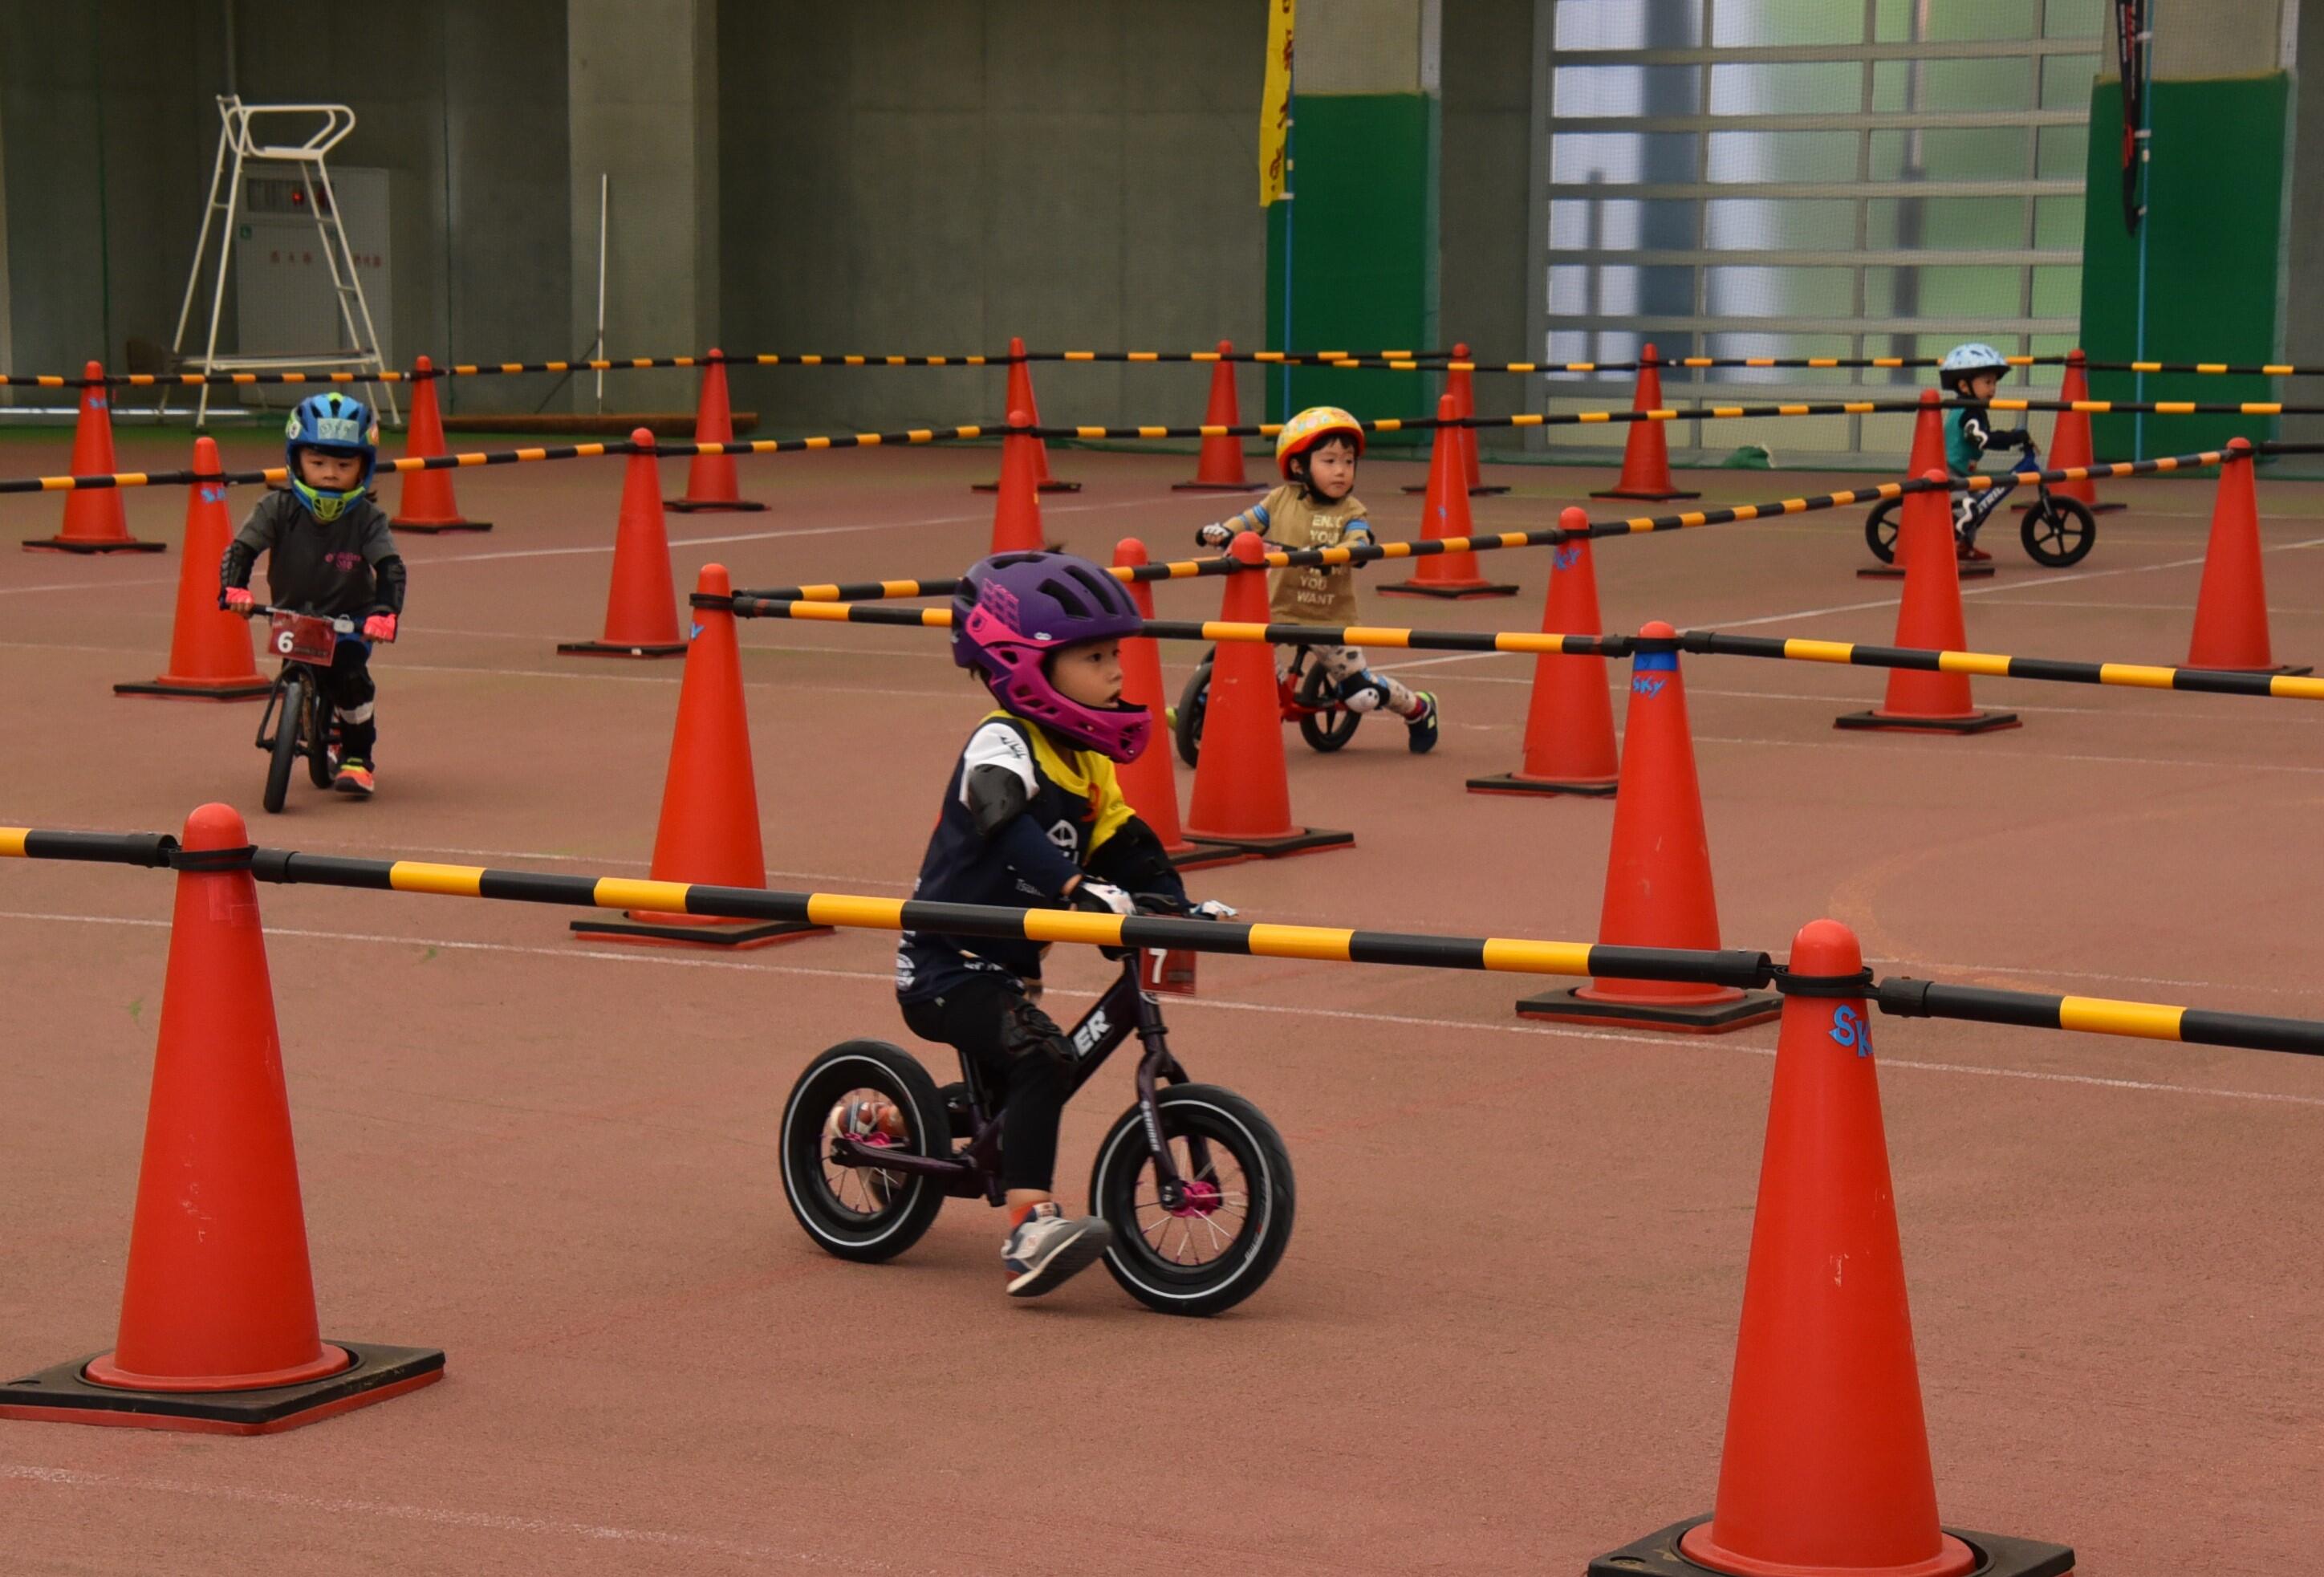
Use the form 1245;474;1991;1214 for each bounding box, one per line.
223;601;397;641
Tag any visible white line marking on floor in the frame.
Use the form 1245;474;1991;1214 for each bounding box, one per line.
4;910;2315;1110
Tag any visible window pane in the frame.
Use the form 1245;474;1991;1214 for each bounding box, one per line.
1867;196;2024;249
1552;0;1702;50
1550;198;1700;250
1704;266;1856;316
1878;0;2036;41
1553;65;1700;118
1875;58;2031;114
1708;61;1863;116
1865;265;2022;317
2030;266;2080;317
1548;263;1696;315
2038;124;2090;179
2033;195;2084;250
2041;54;2100;108
1701;331;1859;383
1713;0;1864;46
1551;132;1698;183
2044;0;2107;37
1704;198;1857;250
1546;328;1697;365
1870;127;2029;180
1705;129;1860;182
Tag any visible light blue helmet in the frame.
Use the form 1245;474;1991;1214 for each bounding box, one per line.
284;392;379;522
1939;343;2009;388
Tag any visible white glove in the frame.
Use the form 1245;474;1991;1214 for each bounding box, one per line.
1191;899;1240;921
1068;880;1137;917
1196;522;1235;547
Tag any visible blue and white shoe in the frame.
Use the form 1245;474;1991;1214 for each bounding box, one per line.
1405;693;1440;754
1002;1202;1112;1298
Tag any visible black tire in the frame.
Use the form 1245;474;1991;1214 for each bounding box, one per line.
1864;499;1902;565
1090;1083;1294;1317
304;689;336;790
779;1041;952;1262
1173;656;1213;768
1294;661;1361;753
263;671;306;815
2021;494;2097;568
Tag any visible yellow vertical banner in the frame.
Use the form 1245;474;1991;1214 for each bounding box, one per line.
1259;0;1296;206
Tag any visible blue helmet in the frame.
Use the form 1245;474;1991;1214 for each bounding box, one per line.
284;392;379;522
1938;343;2009;389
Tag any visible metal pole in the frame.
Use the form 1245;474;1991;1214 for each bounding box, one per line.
594;173;607;413
2131;0;2155;460
1281;47;1296;418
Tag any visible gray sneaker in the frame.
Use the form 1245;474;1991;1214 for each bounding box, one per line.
1002;1203;1113;1298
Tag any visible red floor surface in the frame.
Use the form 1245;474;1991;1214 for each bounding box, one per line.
3;434;2322;1573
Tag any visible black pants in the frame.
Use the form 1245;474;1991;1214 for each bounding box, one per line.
900;975;1070;1193
309;640;377;764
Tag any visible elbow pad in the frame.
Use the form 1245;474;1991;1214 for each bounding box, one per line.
219;541;257;594
965;764;1030;836
372;554;408;616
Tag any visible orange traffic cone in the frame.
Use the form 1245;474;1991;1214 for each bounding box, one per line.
1591;344;1699;503
975;337;1077;493
24;363;162;553
1404;344;1509;497
1181;530;1354;861
114;439;272;700
2186;439;2309;675
1590;919;2073;1577
1519;622;1778;1031
665;350;765;514
1837;461;2020;734
1175;341;1265;493
573;564;829;949
989;408;1048;555
557;429;688;658
389;356;492;534
1111;539;1206;864
1863;387;1990;581
0;804;442;1433
1468;510;1618;796
2026;348;2120;516
1379;394;1517;600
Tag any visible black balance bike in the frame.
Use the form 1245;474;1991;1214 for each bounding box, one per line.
778;901;1294;1316
1863;440;2097;569
236;603;392;814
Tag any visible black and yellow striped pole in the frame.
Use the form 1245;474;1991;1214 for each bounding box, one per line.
9;824;2324;1058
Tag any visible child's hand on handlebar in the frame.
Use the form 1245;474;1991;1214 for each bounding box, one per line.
1189;900;1238;922
221;587;254;616
1196;522;1235;548
363;612;399;642
1067;878;1137;917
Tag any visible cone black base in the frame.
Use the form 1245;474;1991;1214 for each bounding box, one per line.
1588;1516;2074;1577
1178;827;1354;862
973;480;1081;494
1172;482;1269;493
555;640;689;659
391;518;494;534
1465;772;1618;798
1402;483;1512;496
1591;488;1700;502
1835;709;2021;734
113;678;275;701
0;1342;445;1437
2015;498;2123;514
570;917;830;949
1376;581;1519;600
22;538;166;554
1517;986;1782;1033
1858;563;1997;580
1168;843;1257;872
664;499;766;513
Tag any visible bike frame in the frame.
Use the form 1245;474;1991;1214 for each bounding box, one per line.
249;607;356;758
826;950;1209;1210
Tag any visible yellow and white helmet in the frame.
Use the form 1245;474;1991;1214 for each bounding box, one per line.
1275;405;1366;478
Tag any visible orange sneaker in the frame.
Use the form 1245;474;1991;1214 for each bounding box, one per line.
332;758;376;796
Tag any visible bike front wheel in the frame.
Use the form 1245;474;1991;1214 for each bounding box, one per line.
263;671;307;814
1863;500;1902;565
2021;494;2096;567
1090;1083;1294;1317
779;1041;953;1263
1173;658;1213;768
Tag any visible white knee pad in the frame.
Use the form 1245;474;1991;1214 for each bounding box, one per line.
339;701;376;725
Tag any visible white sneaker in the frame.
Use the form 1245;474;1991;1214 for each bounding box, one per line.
1001;1203;1112;1298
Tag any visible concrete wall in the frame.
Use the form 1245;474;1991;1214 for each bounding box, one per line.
1439;0;1530;448
716;0;1270;433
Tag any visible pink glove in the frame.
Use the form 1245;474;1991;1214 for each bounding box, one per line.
222;587;254;615
362;612;399;642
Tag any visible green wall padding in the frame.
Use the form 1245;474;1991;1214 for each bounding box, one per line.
2080;74;2289;458
1265;91;1438;438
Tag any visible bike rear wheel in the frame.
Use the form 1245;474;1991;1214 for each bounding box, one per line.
2021;494;2096;567
1090;1083;1294;1317
1863;500;1902;565
263;671;307;815
1294;661;1361;753
304;686;337;789
779;1041;953;1263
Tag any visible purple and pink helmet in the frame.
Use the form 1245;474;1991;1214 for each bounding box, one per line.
953;551;1151;762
